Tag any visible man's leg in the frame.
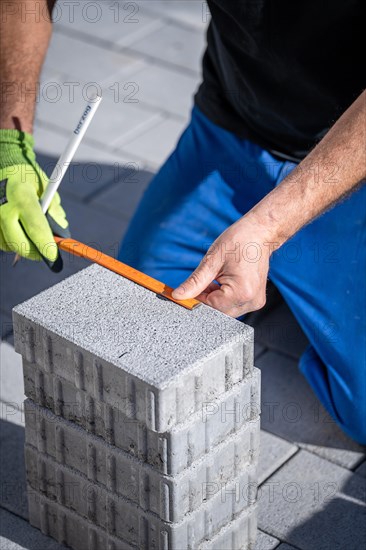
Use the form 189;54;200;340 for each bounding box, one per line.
269;164;366;443
119;107;284;287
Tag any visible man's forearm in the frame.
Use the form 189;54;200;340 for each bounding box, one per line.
0;0;56;133
246;90;366;247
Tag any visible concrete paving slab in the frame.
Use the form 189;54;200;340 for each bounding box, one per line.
0;419;28;519
143;0;209;30
0;507;67;550
258;431;298;485
120;116;187;167
355;460;366;478
91;164;154;219
25;435;257;524
257;351;365;469
54;0;163;48
34;123;146;203
14;264;254;431
0;343;24;407
253;302;309;360
122;63;199;118
28;464;257;550
1;310;13;343
258;450;366;550
36;73;163;149
23;366;259;474
254;529;280;550
129;21;205;73
43;29;141;84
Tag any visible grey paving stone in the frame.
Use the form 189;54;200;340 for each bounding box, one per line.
254;529;280;550
258;351;365;469
0;196;128;316
34;122;150;204
14;264;254;432
258;450;366;550
252;301;309;360
129;21;205;73
0;507;67;550
43;29;141;85
28;464;257;550
91;163;154;219
255;343;266;360
121;116;187;167
0;342;24;407
1;309;13;343
143;0;209;30
0;419;28;519
26;437;257;524
24;368;260;475
122;63;199;118
258;430;298;485
55;0;163;48
356;460;366;478
37;71;162;149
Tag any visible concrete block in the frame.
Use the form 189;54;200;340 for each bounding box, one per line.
258;450;366;549
26;449;257;549
14;264;254;433
24;400;259;522
23;365;260;474
258;351;365;469
257;431;297;485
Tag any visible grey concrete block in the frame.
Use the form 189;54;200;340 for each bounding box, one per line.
24;400;259;522
14;264;254;433
258;431;298;485
23;367;260;474
258;450;366;550
253;530;280;550
26;448;257;549
129;21;205;73
258;351;365;469
0;507;67;550
199;505;258;550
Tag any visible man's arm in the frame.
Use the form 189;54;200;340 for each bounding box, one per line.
0;0;57;132
172;91;366;316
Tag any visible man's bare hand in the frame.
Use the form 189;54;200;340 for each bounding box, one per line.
172;216;272;317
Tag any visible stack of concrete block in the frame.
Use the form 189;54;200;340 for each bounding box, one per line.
14;264;260;550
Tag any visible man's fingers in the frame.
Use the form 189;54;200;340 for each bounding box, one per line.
20;202;58;262
172;260;220;300
0;216;41;260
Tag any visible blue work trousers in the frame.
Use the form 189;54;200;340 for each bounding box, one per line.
119;107;366;443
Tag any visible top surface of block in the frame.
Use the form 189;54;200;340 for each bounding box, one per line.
14;265;252;389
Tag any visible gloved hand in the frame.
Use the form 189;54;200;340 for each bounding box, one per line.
0;129;70;270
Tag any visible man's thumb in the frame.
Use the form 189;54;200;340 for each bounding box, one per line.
172;263;215;300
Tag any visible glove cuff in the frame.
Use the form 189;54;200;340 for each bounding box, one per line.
0;129;36;169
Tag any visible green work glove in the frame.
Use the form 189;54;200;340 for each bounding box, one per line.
0;129;70;271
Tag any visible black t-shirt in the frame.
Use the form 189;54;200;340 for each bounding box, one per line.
195;1;364;161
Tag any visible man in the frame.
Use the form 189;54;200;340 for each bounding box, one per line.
0;1;365;443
